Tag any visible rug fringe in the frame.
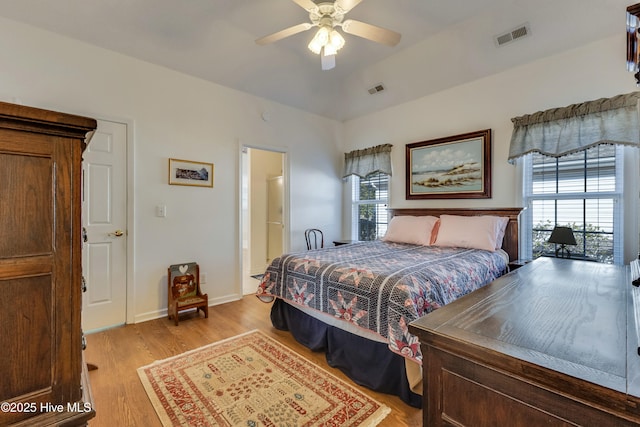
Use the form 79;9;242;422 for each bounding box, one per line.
366;406;392;426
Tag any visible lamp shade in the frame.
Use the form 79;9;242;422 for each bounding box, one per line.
329;30;345;51
308;26;330;54
548;226;576;245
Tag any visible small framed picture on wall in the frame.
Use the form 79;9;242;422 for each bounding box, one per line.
168;158;214;188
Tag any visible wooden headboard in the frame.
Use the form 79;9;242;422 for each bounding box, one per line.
389;207;523;262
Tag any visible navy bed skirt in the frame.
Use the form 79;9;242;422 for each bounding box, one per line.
270;298;422;408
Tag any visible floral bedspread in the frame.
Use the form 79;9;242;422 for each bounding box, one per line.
256;240;507;363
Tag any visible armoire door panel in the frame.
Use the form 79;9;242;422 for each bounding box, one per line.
0;274;52;401
0;153;53;258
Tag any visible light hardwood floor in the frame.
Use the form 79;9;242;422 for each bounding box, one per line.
84;295;422;426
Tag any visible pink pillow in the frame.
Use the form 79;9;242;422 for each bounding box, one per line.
382;215;439;246
434;215;507;252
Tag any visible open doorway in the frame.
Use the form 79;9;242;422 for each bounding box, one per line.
241;146;288;295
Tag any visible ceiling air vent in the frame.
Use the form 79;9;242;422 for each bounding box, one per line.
367;83;385;95
494;23;531;47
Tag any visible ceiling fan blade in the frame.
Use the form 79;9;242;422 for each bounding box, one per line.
291;0;319;12
341;19;401;46
334;0;364;14
255;23;313;45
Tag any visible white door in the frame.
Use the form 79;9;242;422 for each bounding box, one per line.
82;119;128;331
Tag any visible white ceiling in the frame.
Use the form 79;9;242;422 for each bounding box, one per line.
0;0;630;120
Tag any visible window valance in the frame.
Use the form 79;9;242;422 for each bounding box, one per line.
508;92;640;163
342;143;393;178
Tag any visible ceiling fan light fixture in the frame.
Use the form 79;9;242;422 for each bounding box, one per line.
323;44;337;56
329;30;345;51
308;37;323;54
308;26;330;54
308;25;343;55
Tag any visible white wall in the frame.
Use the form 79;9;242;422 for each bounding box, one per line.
0;16;343;322
342;34;640;262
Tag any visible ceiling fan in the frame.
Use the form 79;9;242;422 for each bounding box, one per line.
255;0;401;70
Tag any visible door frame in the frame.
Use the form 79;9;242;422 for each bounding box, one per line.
87;115;135;326
238;142;289;296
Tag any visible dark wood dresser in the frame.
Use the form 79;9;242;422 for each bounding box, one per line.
0;102;97;426
409;257;640;426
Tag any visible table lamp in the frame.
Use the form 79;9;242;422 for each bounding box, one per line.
548;226;576;258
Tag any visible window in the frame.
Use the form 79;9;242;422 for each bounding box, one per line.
521;145;623;264
351;172;389;241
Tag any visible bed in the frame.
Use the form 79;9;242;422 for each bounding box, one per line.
256;207;522;408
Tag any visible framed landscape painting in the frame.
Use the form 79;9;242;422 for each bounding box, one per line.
406;129;491;199
168;158;214;187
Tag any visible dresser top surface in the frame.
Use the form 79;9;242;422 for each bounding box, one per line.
410;257;639;396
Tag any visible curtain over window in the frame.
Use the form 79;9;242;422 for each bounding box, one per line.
508;92;640;163
343;144;393;178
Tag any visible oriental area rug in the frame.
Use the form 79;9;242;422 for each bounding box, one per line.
137;330;390;426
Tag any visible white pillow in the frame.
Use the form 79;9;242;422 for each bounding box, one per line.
434;215;506;252
382;215;439;246
494;217;509;250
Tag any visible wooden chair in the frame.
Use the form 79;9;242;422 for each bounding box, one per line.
305;228;324;250
167;262;208;326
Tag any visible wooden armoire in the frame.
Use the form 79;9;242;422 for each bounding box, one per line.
0;102;97;426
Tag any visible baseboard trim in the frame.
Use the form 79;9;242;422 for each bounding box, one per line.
133;293;243;324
